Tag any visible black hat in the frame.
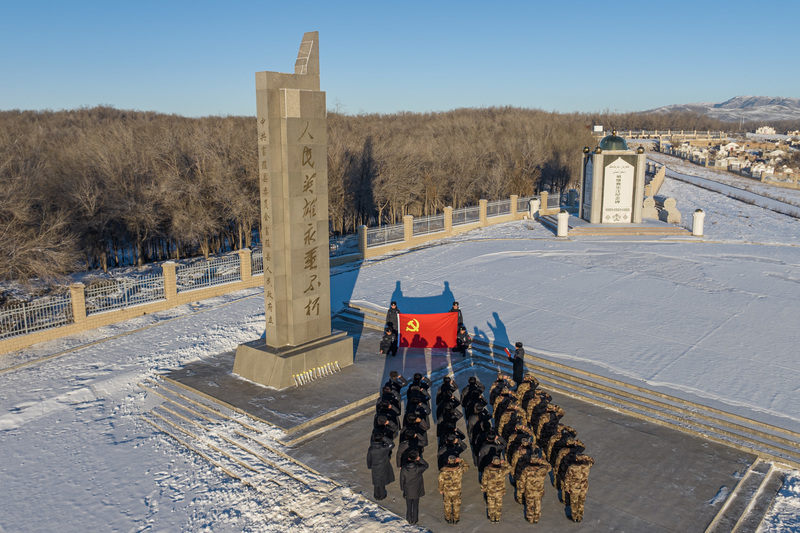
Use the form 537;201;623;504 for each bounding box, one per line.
452;301;459;306
468;376;477;384
407;450;419;461
459;324;466;330
390;301;397;306
515;341;523;348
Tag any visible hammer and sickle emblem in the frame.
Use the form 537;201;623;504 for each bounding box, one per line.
406;319;420;332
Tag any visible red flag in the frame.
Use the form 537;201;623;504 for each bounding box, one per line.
398;312;458;348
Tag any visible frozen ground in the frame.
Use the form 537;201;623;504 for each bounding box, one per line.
1;158;799;531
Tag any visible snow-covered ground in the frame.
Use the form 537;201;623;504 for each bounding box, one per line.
1;158;799;531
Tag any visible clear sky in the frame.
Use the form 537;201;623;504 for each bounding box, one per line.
2;0;798;118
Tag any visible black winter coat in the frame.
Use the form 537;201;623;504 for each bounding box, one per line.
400;457;429;499
386;307;401;332
380;331;397;353
510;347;525;384
367;439;395;486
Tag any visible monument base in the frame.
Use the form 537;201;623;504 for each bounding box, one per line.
233;332;354;390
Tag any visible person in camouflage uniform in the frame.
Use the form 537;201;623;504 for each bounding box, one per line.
545;425;577;464
515;372;539;402
496;398;519;439
500;404;527;442
517;453;552;523
437;455;469;524
489;374;515;407
480;456;512;522
553;437;585;489
524;389;551;432
535;404;565;446
509;437;535;475
562;453;594;522
505;423;534;464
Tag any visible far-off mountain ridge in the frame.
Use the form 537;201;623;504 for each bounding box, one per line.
646;96;800;123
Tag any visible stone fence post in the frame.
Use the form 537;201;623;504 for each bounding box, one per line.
70;283;87;326
403;215;414;243
479;199;488;225
358;225;368;257
510;195;518;217
163;261;178;302
540;191;549;213
238;248;252;281
444;206;453;235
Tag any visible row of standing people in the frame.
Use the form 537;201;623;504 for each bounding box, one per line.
380;301;472;357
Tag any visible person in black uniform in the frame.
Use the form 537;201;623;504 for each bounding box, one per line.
367;432;395;500
400;450;429;524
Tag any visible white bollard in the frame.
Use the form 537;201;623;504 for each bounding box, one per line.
557;210;570;237
692;209;705;236
529;198;540;219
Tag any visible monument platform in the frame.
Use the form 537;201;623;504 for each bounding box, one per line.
540;213;692;236
161;313;771;532
233;331;353;390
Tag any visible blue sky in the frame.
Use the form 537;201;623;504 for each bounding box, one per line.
1;0;798;117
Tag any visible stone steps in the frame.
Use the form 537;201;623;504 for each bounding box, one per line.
704;459;783;533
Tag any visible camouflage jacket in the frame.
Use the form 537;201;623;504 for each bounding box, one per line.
518;457;552;496
544;425;572;461
554;439;586;475
535;405;564;438
480;462;512;495
438;462;469;496
505;426;534;458
515;376;539;401
510;445;534;472
563;455;594;494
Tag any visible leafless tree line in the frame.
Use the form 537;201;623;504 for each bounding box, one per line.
1;105;783;284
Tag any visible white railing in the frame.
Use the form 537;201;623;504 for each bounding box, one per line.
486;198;512;218
0;293;73;340
176;255;241;292
517;195;534;213
85;275;166;315
452;205;481;227
251;249;264;275
367;223;404;247
412;214;446;236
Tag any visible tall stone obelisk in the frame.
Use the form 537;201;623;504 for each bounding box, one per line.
233;31;353;389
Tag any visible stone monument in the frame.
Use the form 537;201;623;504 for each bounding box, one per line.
233;31;353;389
579;131;646;224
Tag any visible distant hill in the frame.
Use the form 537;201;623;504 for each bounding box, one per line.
645;96;800;123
